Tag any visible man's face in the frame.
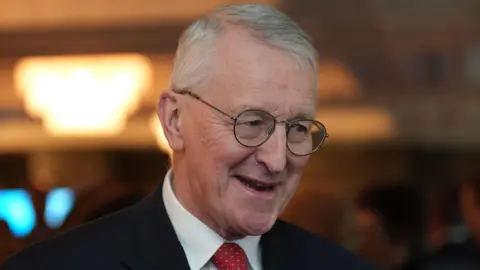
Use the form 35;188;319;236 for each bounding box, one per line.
176;27;317;239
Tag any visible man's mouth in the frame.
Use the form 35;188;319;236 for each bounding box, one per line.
234;175;277;192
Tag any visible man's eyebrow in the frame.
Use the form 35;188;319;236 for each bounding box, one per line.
232;103;276;114
230;102;316;119
289;110;316;120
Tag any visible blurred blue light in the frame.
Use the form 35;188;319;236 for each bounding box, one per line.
0;189;36;238
44;187;75;229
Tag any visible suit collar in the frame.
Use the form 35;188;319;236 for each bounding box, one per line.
120;184;190;270
260;221;285;270
118;177;286;270
163;169;262;270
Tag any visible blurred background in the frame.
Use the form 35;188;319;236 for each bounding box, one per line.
0;0;479;269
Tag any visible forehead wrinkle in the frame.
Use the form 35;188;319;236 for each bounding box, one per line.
288;108;316;120
229;101;315;122
227;85;316;117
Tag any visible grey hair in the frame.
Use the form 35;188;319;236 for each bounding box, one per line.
169;3;318;90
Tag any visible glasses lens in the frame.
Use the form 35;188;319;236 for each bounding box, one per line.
287;120;327;155
234;110;275;147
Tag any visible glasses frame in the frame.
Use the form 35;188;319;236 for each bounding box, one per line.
173;88;329;156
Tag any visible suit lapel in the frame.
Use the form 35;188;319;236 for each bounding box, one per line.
119;184;190;270
260;221;286;270
118;181;292;270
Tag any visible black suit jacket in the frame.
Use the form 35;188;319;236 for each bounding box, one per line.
1;185;379;270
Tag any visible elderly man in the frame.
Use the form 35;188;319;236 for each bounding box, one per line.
1;3;378;270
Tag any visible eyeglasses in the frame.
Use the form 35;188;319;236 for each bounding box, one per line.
174;89;328;156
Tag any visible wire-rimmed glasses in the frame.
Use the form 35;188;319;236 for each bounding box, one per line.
174;89;328;156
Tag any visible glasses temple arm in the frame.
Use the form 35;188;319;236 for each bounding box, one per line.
180;90;236;121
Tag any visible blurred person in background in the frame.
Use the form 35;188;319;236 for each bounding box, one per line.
427;182;470;251
355;184;423;270
404;176;480;270
1;3;378;270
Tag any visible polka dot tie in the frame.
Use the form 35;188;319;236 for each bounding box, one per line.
211;243;248;270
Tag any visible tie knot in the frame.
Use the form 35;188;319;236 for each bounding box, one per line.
212;243;248;270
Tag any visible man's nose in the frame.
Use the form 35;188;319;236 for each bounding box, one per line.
255;126;287;174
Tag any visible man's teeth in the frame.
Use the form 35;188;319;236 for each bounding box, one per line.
237;176;274;191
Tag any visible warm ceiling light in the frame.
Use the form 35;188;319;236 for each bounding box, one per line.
14;54;152;136
149;114;172;155
318;106;396;142
318;60;361;100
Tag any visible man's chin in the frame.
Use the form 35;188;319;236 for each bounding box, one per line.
242;216;277;236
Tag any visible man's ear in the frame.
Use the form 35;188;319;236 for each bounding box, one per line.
157;91;184;152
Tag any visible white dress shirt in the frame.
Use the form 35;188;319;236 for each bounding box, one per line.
162;169;263;270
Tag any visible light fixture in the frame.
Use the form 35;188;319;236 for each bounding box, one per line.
44;187;76;229
0;189;36;238
318;106;396;142
318;60;361;100
14;54;152;136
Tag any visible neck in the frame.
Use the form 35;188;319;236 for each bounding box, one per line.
171;163;245;241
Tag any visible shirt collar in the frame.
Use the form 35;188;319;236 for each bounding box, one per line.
162;169;262;270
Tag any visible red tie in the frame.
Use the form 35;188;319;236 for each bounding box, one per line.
212;243;249;270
